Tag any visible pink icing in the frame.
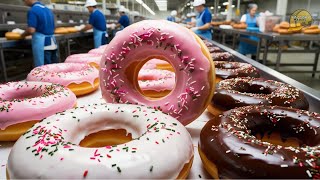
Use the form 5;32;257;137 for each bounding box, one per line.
64;53;102;65
141;59;170;69
27;63;99;87
138;69;174;80
88;45;108;56
0;81;76;129
100;20;212;125
138;69;175;91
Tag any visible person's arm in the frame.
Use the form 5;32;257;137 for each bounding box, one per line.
192;11;212;31
116;16;124;29
81;24;93;32
22;11;37;38
240;15;246;23
196;23;211;30
21;27;35;38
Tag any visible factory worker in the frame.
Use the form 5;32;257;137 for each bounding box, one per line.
21;0;58;67
238;3;259;59
190;0;212;39
167;10;177;22
116;6;130;30
81;0;107;48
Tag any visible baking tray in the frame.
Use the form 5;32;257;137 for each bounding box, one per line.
1;38;320;179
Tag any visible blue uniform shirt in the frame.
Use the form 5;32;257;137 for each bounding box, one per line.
118;15;130;28
198;7;212;25
89;9;107;31
167;16;175;22
27;2;55;35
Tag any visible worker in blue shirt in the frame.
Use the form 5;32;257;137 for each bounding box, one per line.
167;11;177;22
81;0;107;48
21;0;58;67
116;6;130;30
190;0;212;39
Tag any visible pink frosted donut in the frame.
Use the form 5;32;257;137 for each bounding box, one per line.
65;53;102;69
141;59;173;71
0;81;76;141
100;20;215;125
27;63;99;96
88;45;107;56
138;69;175;98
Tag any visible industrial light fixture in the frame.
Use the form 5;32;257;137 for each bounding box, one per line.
218;6;221;9
135;0;156;15
154;0;167;11
210;6;214;9
222;2;229;6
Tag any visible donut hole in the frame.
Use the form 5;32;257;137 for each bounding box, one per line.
244;113;317;147
79;129;133;148
235;82;273;95
2;89;45;101
126;58;176;99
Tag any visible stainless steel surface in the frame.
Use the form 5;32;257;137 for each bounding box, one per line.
213;27;320;76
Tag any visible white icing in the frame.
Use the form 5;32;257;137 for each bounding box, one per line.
7;103;194;179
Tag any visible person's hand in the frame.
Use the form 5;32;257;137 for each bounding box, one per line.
191;27;199;32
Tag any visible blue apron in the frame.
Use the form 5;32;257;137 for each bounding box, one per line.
195;10;212;39
238;13;259;55
32;32;57;67
93;27;106;48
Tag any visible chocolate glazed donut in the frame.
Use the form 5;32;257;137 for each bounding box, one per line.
211;52;234;61
199;105;320;179
208;78;309;116
214;61;260;83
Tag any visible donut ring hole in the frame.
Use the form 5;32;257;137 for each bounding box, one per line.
1;88;46;101
241;111;318;147
79;129;133;148
125;56;176;100
232;81;273;95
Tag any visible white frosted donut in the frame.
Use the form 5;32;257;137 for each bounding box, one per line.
7;103;194;179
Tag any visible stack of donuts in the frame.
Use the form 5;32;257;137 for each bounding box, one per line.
232;22;247;29
2;20;320;179
273;22;320;34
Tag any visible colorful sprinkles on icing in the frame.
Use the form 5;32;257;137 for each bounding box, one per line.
8;103;193;178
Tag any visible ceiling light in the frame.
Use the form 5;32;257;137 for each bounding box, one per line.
136;0;143;4
222;2;229;6
218;6;221;9
210;6;214;9
154;0;167;11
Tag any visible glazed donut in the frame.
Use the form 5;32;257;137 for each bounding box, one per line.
278;29;293;34
138;69;175;98
207;77;309;116
65;53;102;69
211;52;234;61
5;32;22;40
232;23;247;29
7;103;194;179
54;27;68;34
199;105;320;178
65;27;78;33
100;20;215;125
272;24;280;33
214;61;260;83
304;28;320;34
142;59;174;72
27;63;99;96
279;21;290;29
0;81;76;141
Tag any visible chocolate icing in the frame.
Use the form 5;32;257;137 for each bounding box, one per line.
211;52;234;61
208;46;222;53
215;61;260;80
212;78;309;110
199;105;320;178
